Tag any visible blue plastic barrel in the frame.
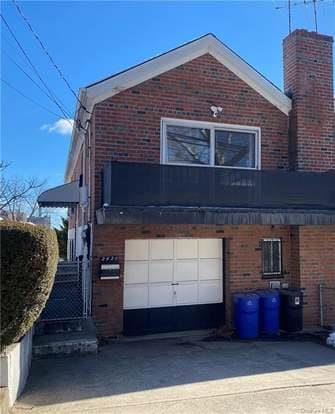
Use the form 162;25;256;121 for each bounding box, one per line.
257;290;280;335
234;293;259;339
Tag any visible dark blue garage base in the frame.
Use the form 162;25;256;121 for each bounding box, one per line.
123;303;225;336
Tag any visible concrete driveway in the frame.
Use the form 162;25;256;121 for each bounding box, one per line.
13;337;335;414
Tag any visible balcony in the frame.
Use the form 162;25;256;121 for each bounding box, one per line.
98;161;335;225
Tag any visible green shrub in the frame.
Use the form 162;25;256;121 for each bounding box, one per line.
0;221;59;350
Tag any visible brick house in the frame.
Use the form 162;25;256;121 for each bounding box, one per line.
39;29;334;337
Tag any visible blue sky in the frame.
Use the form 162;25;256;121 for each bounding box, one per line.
1;0;334;187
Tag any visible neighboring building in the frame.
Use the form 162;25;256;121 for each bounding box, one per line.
39;29;335;337
29;216;51;228
0;210;27;222
0;210;51;227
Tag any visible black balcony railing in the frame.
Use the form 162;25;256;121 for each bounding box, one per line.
102;161;335;210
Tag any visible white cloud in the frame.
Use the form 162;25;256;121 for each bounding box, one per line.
41;118;74;135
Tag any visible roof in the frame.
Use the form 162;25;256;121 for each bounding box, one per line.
65;33;292;182
85;33;291;113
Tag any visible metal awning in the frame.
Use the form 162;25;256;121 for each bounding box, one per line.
38;181;79;208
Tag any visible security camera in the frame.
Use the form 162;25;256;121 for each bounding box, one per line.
210;106;223;118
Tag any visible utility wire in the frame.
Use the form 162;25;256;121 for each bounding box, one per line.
1;78;72;120
2;49;66;106
11;0;91;115
1;13;73;121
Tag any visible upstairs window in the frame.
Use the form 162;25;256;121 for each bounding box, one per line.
162;119;260;169
262;238;282;277
215;130;256;169
166;125;210;165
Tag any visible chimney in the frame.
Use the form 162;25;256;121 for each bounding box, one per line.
283;29;334;171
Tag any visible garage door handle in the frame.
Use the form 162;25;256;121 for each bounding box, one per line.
171;283;179;286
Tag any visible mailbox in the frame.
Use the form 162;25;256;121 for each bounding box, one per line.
99;256;120;279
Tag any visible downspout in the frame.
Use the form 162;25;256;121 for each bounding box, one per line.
87;117;93;316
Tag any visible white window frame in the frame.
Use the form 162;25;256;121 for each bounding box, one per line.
262;238;282;277
160;117;261;170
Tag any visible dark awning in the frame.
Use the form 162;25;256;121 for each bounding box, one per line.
38;181;79;208
97;206;335;226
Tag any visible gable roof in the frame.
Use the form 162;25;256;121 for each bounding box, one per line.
65;33;291;182
85;33;291;114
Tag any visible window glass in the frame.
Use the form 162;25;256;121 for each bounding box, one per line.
166;125;210;165
215;130;256;168
263;239;281;276
272;241;281;274
263;241;272;274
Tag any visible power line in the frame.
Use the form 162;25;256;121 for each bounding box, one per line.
0;13;73;121
1;77;73;121
11;0;91;115
2;49;64;105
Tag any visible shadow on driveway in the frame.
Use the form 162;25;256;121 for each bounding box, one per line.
14;338;335;413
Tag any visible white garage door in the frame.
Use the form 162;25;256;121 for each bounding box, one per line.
124;239;223;310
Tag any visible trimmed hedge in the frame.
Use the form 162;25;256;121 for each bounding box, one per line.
0;221;59;350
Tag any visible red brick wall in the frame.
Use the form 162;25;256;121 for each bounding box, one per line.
92;53;289;212
297;226;335;326
283;30;334;171
92;224;292;337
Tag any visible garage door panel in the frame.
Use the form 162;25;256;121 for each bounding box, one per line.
174;260;198;281
124;238;223;312
199;280;222;303
199;259;221;280
175;239;198;259
125;240;149;261
175;283;198;305
149;239;174;260
124;261;148;284
199;239;222;258
149;285;174;307
149;261;173;283
124;285;148;309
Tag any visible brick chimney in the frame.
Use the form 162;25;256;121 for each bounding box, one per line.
283;29;334;171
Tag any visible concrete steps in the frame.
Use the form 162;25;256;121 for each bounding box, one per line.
33;319;98;358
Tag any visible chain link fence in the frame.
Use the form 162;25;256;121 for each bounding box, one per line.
40;261;89;321
320;283;335;330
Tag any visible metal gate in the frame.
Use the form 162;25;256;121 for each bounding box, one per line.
40;260;90;321
320;283;335;329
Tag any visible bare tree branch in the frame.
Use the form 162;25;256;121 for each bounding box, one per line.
0;162;46;220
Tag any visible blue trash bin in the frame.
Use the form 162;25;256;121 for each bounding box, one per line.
257;290;280;335
234;293;259;339
233;293;244;333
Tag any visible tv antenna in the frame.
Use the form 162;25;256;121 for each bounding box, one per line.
275;0;328;34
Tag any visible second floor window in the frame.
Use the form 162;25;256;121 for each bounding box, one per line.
166;125;211;165
162;119;260;169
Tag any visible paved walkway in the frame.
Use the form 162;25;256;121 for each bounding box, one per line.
13;338;335;414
